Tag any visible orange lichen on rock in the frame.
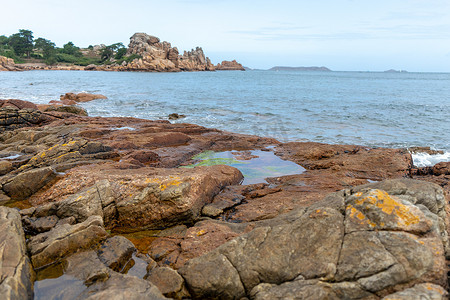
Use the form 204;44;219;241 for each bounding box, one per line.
159;176;183;191
347;204;377;228
345;189;430;233
354;189;420;226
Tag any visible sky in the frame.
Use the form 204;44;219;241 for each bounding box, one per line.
1;0;450;72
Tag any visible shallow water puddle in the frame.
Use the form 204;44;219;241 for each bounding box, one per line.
33;253;149;299
0;154;22;160
34;274;85;300
183;149;305;184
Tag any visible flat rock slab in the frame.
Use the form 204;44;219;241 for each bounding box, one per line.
0;207;34;299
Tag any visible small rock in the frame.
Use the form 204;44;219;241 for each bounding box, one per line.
168;113;186;120
60;92;107;103
432;162;450;176
0;191;11;204
24;215;59;234
146;266;190;299
44;105;88;116
98;236;136;272
201;204;223;217
0;160;13;175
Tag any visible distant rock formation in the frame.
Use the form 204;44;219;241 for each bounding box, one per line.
122;33;215;72
0;56;21;71
269;66;331;71
216;60;245;71
1;33;245;73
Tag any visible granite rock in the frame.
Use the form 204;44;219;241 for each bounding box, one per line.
27;215;108;268
0;207;34;300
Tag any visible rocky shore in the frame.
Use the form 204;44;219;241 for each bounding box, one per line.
0;32;245;73
0;96;449;299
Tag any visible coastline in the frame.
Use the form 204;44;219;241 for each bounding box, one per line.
0;97;449;299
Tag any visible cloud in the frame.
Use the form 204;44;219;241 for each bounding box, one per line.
381;11;447;21
229;22;450;41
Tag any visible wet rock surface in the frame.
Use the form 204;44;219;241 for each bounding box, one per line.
0;99;449;299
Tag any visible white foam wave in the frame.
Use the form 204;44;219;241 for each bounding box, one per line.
412;152;450;167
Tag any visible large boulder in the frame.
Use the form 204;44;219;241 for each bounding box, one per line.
0;207;34;299
28;164;243;230
27;215;108;268
179;179;447;299
352;179;449;257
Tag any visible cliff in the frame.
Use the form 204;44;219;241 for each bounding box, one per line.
94;32;216;72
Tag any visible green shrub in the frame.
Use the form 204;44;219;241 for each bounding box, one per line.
115;47;127;60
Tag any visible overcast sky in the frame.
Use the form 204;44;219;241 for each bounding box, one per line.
1;0;450;71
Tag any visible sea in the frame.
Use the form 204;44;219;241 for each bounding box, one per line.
1;70;449;167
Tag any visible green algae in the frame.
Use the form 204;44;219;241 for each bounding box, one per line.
182;150;305;184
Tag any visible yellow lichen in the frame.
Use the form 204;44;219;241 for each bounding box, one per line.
347;204;376;227
196;229;207;236
144;178;161;184
352;189;420;227
159;177;182;191
142;177;183;191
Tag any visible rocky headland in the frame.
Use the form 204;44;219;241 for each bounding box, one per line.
0;96;449;299
0;55;21;71
0;32;245;73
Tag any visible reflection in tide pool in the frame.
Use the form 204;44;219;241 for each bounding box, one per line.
34;274;84;300
184;150;305;184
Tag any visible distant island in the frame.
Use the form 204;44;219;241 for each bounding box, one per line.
269;66;331;71
384;69;408;73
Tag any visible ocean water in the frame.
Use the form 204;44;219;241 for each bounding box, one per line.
1;70;449;166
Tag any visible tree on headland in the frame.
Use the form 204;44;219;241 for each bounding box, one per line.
34;37;56;65
0;35;9;46
8;29;34;58
101;43;125;62
61;41;82;57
